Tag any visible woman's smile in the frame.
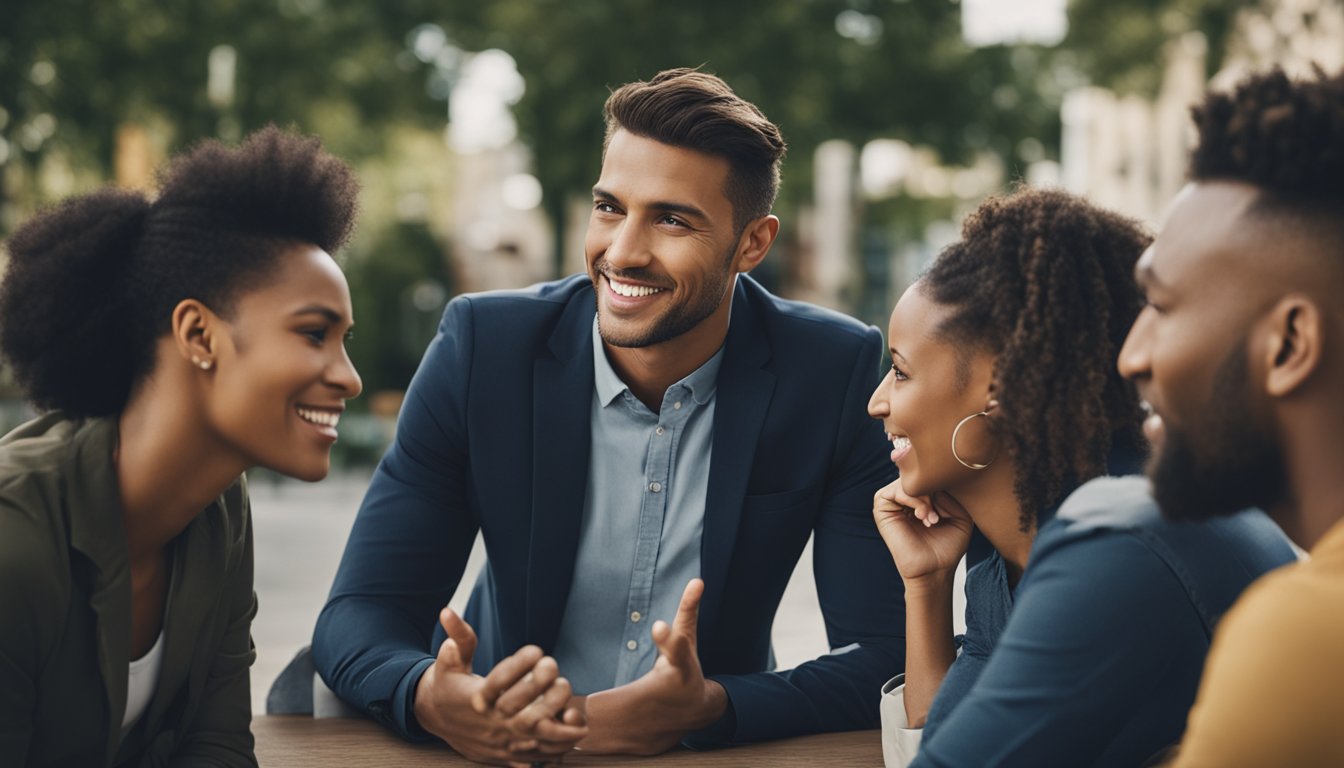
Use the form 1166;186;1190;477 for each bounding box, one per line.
888;433;913;464
295;404;343;441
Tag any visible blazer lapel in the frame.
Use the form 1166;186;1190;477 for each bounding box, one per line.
138;502;224;740
87;550;131;764
699;280;774;646
65;419;132;763
526;291;596;650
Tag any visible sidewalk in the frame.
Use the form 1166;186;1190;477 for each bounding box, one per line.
248;472;831;713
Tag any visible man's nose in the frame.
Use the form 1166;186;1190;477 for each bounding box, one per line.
1117;308;1153;381
604;220;651;271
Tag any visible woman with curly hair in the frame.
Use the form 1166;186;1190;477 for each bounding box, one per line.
0;126;362;766
869;187;1295;767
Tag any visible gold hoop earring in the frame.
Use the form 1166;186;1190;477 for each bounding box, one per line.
951;410;994;470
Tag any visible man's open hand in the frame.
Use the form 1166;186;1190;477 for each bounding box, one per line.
413;606;587;766
578;579;728;755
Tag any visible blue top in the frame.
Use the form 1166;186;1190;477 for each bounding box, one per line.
547;320;721;693
911;476;1295;768
312;275;905;745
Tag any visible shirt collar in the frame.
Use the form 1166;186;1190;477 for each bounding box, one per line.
591;317;725;408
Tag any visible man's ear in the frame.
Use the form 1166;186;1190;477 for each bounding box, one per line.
171;298;219;371
1261;294;1321;398
732;214;780;274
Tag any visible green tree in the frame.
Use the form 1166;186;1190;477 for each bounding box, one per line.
1062;0;1253;95
427;0;1062;266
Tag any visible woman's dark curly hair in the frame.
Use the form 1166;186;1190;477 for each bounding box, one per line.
0;125;359;418
922;187;1150;530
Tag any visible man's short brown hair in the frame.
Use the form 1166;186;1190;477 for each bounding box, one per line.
604;68;786;232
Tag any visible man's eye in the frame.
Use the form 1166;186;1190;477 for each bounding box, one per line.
594;201;618;214
659;215;686;227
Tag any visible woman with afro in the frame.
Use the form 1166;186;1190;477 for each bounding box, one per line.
0;126;362;766
867;187;1295;766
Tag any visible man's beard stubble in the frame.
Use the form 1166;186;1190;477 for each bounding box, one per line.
1149;342;1287;523
592;254;735;349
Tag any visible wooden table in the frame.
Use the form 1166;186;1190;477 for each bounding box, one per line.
253;715;884;767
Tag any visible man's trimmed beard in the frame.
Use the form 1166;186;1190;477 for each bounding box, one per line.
1149;340;1286;522
593;250;736;349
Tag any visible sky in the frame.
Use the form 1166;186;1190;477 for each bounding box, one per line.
962;0;1069;46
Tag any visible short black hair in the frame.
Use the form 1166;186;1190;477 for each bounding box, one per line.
1191;66;1344;200
921;187;1151;530
604;68;786;233
0;125;359;417
1191;67;1344;253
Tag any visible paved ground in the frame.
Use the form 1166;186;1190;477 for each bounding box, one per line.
248;471;834;713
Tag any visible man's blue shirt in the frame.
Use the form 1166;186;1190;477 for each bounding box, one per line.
549;320;722;693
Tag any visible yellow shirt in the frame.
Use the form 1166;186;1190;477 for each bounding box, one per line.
1171;517;1344;767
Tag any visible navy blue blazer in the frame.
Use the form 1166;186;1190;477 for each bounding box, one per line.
313;274;904;745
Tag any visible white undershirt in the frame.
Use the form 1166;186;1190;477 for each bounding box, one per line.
120;630;165;740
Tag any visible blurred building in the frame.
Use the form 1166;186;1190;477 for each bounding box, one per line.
450;143;552;292
1059;0;1343;224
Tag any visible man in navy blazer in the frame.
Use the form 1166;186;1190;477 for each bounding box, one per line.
314;68;902;763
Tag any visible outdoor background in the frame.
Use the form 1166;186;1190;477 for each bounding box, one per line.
1;0;1339;713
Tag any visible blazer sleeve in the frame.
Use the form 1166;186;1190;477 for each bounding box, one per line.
168;498;258;767
703;326;905;745
909;531;1196;768
312;297;482;739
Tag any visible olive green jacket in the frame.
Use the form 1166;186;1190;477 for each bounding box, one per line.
0;413;257;767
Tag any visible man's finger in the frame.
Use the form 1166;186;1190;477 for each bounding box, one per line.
495;656;559;716
651;619;696;673
475;645;544;713
510;676;579;734
435;637;465;670
671;578;703;638
440;607;478;667
531;717;589;746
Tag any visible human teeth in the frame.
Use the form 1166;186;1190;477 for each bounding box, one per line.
892;437;911;451
609;278;665;298
296;407;340;428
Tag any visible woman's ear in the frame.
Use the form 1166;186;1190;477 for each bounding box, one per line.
172;299;217;371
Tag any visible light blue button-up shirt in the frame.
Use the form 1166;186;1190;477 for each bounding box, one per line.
549;319;722;694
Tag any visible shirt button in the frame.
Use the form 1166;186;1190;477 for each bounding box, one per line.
626;640;638;651
673;401;682;410
655;426;665;436
630;611;641;622
649;482;662;493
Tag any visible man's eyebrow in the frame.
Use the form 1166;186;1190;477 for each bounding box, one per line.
592;187;711;222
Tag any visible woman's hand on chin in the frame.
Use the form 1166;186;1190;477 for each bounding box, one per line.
873;478;974;584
